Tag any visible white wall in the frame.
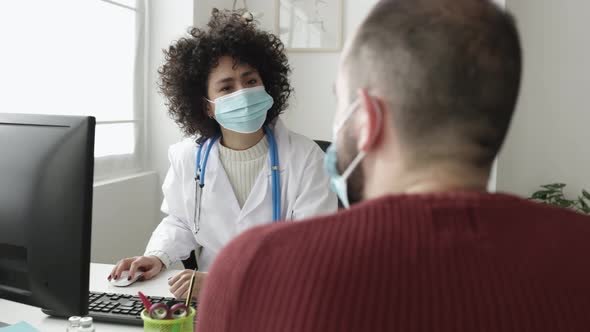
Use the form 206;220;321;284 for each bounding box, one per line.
92;172;159;263
147;0;194;209
497;0;590;197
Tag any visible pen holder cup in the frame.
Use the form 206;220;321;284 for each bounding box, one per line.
141;307;196;332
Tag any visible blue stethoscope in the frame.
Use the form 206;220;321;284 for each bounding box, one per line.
193;125;281;234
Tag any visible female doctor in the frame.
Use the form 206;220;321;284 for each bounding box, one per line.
108;9;337;299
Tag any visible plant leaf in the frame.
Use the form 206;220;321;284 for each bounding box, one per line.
540;186;557;191
557;199;573;208
582;190;590;201
542;183;566;190
579;197;589;210
531;191;551;200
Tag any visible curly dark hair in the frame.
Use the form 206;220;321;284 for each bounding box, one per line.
158;9;292;141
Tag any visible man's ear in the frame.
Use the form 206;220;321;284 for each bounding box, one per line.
357;88;384;153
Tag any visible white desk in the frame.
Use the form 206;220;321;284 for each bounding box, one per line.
0;263;181;331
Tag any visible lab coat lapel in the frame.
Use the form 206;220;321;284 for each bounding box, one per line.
239;118;290;222
196;141;243;252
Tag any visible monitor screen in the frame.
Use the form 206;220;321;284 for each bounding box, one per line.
0;113;95;317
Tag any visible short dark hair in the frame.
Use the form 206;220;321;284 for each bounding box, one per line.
344;0;522;168
158;9;292;141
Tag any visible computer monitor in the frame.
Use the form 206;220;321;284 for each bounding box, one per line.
0;113;95;318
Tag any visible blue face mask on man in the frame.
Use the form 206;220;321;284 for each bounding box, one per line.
324;99;367;208
207;86;274;133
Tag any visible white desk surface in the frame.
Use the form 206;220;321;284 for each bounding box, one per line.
0;263;182;331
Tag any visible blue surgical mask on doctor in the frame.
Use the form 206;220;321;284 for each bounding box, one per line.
207;86;274;134
324;99;367;209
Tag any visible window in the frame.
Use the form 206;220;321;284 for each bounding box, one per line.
0;0;147;180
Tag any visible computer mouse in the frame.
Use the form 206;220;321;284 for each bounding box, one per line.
109;271;144;287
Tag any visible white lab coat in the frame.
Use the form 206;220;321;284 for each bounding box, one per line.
144;119;337;271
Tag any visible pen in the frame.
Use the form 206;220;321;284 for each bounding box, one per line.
185;268;198;307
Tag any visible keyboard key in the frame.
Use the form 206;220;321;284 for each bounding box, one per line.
120;310;130;315
112;309;121;314
101;308;111;313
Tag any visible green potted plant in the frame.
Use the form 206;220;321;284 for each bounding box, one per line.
530;183;590;214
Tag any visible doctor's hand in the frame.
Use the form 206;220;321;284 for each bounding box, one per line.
168;270;207;300
108;255;164;281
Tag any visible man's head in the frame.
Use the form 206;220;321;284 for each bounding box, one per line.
331;0;522;205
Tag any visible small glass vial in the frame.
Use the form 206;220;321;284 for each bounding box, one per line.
78;317;95;332
66;316;81;332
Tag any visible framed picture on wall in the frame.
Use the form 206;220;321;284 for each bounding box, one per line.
277;0;343;52
194;0;277;34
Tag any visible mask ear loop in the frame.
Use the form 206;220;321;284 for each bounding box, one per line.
204;97;215;118
340;95;383;180
332;99;361;140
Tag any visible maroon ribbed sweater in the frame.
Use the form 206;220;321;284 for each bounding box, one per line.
197;192;590;332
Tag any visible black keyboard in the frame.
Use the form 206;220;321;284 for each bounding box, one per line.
87;291;198;325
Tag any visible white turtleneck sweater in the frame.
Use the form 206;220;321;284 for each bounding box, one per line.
217;137;270;209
